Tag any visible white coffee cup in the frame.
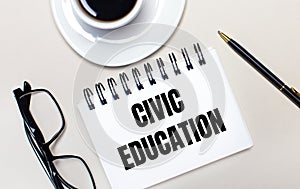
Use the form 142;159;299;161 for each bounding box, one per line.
71;0;144;30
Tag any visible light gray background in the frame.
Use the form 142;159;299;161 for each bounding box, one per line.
1;0;300;188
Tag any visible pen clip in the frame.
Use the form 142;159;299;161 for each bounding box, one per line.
291;87;300;98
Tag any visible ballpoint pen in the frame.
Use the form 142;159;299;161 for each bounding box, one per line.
218;31;300;108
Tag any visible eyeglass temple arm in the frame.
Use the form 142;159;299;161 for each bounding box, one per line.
24;124;63;188
13;83;46;143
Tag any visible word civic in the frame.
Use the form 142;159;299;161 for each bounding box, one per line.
131;89;184;127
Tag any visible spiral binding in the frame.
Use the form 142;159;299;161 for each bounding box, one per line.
83;43;206;110
144;63;156;86
83;88;95;110
119;72;132;95
181;47;193;70
168;52;181;75
194;43;206;65
157;58;169;80
95;82;107;106
132;67;144;90
107;78;120;100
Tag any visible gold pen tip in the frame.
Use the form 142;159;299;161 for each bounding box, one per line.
218;31;230;43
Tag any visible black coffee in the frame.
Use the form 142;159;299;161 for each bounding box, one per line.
79;0;137;21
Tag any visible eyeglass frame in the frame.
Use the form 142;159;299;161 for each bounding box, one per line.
13;81;96;189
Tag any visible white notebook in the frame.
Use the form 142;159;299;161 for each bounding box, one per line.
77;45;253;189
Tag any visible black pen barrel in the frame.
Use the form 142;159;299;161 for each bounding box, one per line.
228;39;284;89
228;39;300;108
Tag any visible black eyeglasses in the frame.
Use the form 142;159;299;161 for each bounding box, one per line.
13;81;96;189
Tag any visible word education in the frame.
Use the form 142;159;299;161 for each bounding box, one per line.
118;107;227;170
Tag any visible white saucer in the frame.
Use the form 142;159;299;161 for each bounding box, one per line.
51;0;186;67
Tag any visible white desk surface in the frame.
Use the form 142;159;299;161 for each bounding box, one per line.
1;0;300;188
